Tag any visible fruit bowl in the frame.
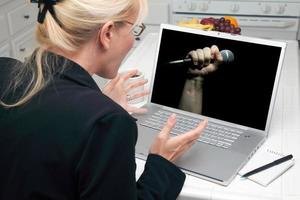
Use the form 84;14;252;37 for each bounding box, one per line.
178;16;241;34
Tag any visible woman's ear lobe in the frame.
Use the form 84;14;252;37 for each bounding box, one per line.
98;21;114;50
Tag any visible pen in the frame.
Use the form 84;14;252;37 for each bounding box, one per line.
241;154;293;178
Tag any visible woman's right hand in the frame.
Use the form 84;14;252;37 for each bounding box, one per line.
149;114;208;162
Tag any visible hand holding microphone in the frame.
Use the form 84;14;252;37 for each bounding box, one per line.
169;45;234;76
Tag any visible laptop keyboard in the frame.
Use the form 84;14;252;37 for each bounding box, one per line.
140;110;244;149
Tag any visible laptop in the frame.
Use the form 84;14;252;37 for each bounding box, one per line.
133;24;286;186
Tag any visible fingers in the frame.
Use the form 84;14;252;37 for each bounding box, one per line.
126;106;148;114
200;64;218;75
150;117;208;162
211;45;223;64
188;50;199;66
203;47;211;66
159;113;177;138
105;69;138;92
168;120;208;161
128;90;150;101
192;119;208;137
121;69;138;81
125;78;148;92
180;119;208;141
188;48;212;69
167;119;208;150
125;78;149;105
150;114;176;158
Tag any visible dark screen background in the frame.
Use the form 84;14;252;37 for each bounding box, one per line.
151;29;282;130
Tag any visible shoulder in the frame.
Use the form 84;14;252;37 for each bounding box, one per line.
91;110;138;142
0;57;22;66
0;57;23;93
45;80;128;119
0;57;22;76
77;89;134;125
78;90;137;132
38;80;137;131
78;92;138;146
0;57;22;75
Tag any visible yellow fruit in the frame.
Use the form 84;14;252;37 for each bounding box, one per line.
224;16;239;28
177;22;214;31
189;18;199;24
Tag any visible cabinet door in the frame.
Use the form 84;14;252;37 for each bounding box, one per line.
0;43;10;57
8;3;38;35
0;0;9;6
145;1;170;25
0;14;9;44
12;28;37;61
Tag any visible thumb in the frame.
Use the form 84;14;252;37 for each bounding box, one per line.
160;113;176;137
211;45;223;65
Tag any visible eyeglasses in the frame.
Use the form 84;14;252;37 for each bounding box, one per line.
122;21;146;37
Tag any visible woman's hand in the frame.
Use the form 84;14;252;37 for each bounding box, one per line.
102;69;150;114
187;45;223;76
150;114;208;162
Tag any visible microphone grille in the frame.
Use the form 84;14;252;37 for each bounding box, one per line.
220;50;234;64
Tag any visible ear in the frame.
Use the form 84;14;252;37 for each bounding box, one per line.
98;21;115;50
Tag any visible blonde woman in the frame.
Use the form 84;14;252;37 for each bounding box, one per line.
0;0;207;199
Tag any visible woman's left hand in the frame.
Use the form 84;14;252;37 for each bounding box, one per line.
102;69;150;114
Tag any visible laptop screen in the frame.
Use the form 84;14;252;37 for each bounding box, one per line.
151;26;284;131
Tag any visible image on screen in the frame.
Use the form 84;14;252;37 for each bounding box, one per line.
151;28;282;131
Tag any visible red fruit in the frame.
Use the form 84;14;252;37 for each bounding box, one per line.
200;18;214;25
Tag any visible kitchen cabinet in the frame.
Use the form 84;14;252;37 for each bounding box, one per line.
0;0;37;60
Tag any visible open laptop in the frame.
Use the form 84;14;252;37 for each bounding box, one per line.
133;24;286;186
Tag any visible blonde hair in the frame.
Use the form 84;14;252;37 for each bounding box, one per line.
0;0;148;108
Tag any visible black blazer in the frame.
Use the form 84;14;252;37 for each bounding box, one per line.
0;54;185;200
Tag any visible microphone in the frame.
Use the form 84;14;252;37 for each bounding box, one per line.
168;49;234;65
